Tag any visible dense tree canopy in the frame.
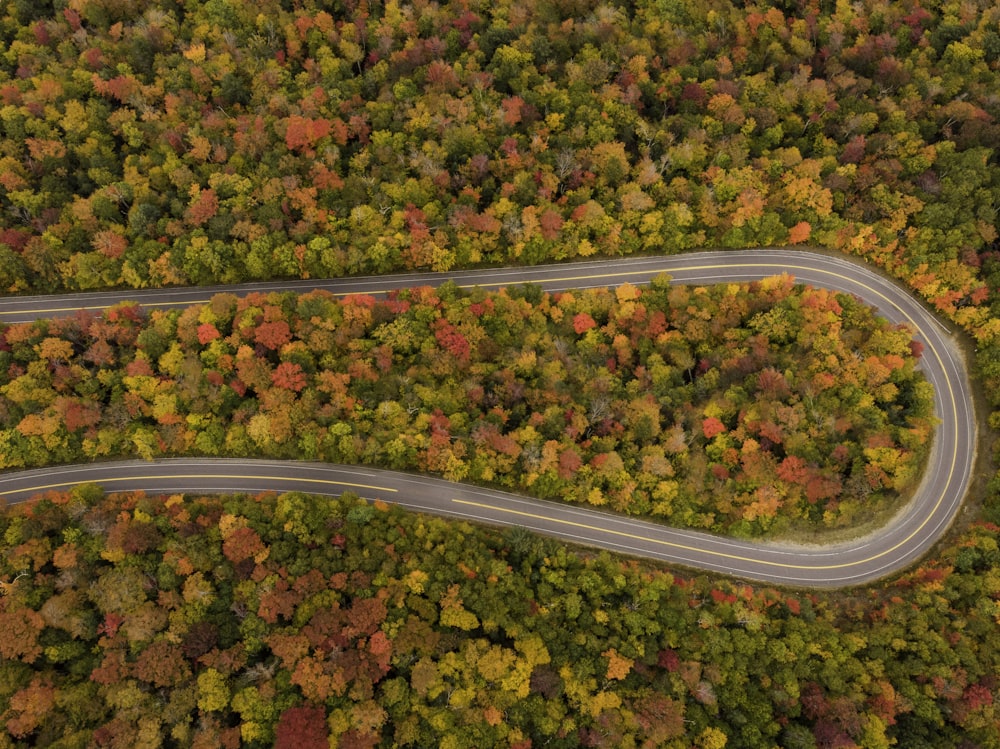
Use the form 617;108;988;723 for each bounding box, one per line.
0;0;997;320
0;486;998;748
0;278;933;537
4;0;1000;746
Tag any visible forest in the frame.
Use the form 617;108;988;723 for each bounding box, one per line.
0;0;996;314
2;0;1000;746
1;486;999;748
0;278;933;537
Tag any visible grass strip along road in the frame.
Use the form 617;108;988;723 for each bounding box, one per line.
0;249;977;587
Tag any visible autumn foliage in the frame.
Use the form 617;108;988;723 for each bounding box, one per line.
0;486;998;747
4;0;1000;745
0;0;994;339
0;278;933;536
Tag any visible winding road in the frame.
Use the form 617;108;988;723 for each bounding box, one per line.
0;249;977;587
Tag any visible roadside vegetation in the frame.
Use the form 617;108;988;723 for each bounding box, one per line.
0;0;996;317
0;278;932;537
1;486;998;748
3;0;1000;746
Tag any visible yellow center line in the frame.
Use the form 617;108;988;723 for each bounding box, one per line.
455;264;716;288
0;474;397;497
452;497;801;567
454;498;896;572
0;300;212;316
0;257;966;581
448;262;962;575
0;260;921;311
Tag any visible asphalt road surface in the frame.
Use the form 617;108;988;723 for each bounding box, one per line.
0;249;977;587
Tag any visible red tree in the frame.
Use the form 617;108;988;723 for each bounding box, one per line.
197;323;221;345
272;361;307;392
274;705;329;749
573;313;597;334
701;417;726;439
255;320;292;351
